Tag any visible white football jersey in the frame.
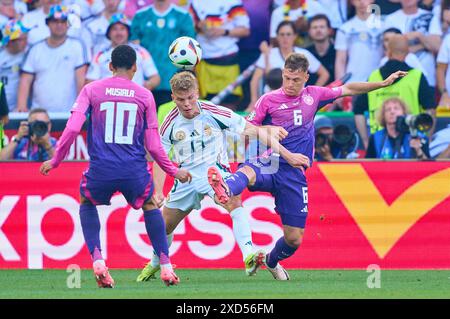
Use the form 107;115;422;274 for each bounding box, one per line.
160;101;247;177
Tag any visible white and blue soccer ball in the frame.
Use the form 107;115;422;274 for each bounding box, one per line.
168;36;202;70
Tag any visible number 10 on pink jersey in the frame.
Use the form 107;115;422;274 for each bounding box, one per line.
100;102;138;144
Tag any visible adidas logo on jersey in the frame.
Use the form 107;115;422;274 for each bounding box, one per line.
300;206;308;213
278;103;289;110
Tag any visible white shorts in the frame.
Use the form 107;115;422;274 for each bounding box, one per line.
165;164;232;212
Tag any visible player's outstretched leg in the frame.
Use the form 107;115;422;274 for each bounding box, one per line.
79;201;115;288
136;233;174;282
208;167;250;204
143;208;179;286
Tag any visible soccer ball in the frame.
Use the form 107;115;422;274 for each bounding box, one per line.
168;36;202;69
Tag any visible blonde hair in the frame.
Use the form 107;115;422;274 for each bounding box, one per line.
170;71;198;93
376;97;409;127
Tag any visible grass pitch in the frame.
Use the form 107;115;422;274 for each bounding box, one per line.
0;269;449;299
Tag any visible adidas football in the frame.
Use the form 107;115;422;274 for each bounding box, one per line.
168;36;202;69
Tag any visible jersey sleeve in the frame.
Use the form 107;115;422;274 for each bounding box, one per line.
86;52;102;80
312;86;343;110
255;53;265;69
302;49;321;73
139;48;159;78
74;39;90;69
144;92;159;129
247;94;269;125
437;35;450;64
21;46;37;74
159;120;174;155
71;84;92;115
334;28;348;51
216;105;247;134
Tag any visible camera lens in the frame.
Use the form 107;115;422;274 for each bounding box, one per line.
29;121;48;138
332;125;353;146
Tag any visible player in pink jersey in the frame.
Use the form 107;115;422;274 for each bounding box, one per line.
208;52;407;280
40;45;192;288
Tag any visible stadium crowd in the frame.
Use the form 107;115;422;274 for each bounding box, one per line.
0;0;449;160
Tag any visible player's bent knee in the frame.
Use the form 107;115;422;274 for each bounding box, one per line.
142;200;158;211
284;232;303;248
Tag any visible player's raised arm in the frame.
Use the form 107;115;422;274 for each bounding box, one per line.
242;122;310;169
340;71;408;96
40;87;90;176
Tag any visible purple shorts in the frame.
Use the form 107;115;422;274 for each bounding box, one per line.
80;171;154;210
242;162;308;228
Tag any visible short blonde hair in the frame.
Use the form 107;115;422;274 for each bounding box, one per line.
170;71;198;93
376;97;409;127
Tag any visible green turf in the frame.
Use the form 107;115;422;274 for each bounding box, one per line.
0;269;449;299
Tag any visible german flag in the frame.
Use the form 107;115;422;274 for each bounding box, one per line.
228;5;247;20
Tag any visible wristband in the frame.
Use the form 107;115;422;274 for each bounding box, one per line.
11;136;21;144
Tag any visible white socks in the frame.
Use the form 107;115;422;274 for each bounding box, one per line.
230;207;253;261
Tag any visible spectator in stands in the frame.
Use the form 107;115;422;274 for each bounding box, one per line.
237;0;273;112
16;5;89;112
0;19;29;111
269;0;327;45
124;0;189;19
0;107;57;160
335;0;384;84
131;0;195;108
22;0;62;45
86;13;160;89
365;97;430;159
307;14;336;85
317;0;348;29
437;0;450;35
85;0;122;55
437;31;450;106
353;34;435;149
429;124;450;159
0;0;28;28
380;28;432;85
314;115;361;161
190;0;250;110
248;21;329;112
383;0;441;88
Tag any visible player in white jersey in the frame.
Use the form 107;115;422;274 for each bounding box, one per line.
136;71;308;281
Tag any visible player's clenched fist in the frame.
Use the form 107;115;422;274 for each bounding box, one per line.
286;152;310;170
39;160;54;176
175;169;192;183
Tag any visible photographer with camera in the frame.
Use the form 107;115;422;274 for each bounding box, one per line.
314;115;360;161
365;98;432;160
0;108;56;161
